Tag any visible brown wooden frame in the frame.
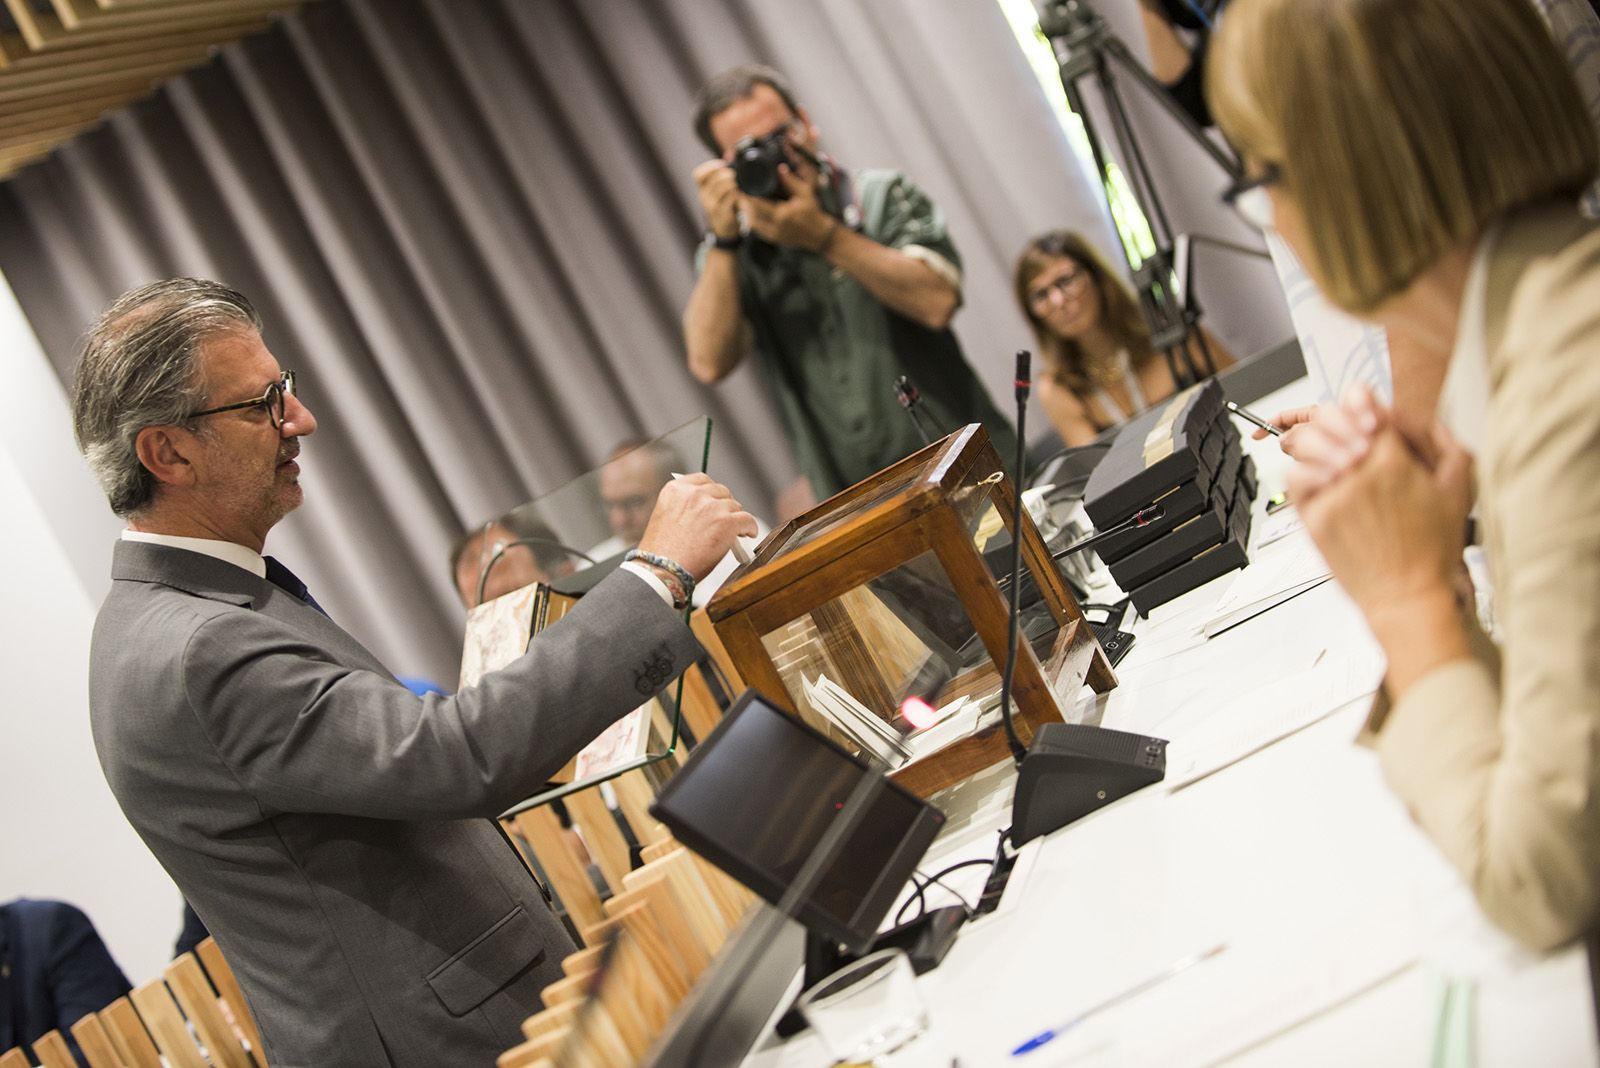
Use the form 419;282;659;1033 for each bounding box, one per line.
707;424;1115;797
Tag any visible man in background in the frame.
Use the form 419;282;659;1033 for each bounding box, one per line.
595;438;682;556
1;898;130;1066
682;64;1017;501
450;517;575;609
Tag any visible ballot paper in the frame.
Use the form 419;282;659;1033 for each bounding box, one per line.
1201;528;1332;637
801;673;912;767
1165;643;1386;791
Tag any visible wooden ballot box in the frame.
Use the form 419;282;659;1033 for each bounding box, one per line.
706;424;1117;797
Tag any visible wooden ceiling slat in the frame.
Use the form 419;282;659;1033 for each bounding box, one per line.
1;38;212;86
0;112;94;148
54;0;293;34
0;52;220;101
8;2;293;54
0;0;307;179
1;17;269;68
0;92;121;132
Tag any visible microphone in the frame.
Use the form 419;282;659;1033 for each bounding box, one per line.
1049;505;1165;562
895;375;935;445
997;351;1033;766
997;353;1168;847
475;536;598;607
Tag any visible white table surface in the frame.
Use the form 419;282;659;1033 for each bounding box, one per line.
746;380;1598;1068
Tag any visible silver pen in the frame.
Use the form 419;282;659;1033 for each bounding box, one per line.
1226;400;1284;437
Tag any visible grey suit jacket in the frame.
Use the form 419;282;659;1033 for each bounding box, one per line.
89;540;701;1066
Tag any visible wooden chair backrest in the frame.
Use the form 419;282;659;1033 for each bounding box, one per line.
164;953;252;1068
508;808;605;937
26;1031;73;1068
96;997;161;1068
128;979;208;1068
0;1047;33;1068
195;937;265;1059
67;1014;124;1068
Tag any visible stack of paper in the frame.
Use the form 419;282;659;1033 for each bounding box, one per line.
802;673;912;767
1201;529;1332;637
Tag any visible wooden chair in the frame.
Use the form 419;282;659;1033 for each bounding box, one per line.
509;808;606;935
128;979;208;1068
580;903;692;1004
26;1031;73;1068
164;953;253;1068
195;937;265;1060
0;1048;33;1068
563;788;632;892
67;1014;124;1068
97;997;162;1068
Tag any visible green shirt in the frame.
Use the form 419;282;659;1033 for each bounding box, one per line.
705;167;1018;498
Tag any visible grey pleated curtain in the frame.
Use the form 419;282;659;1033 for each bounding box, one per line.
0;0;1122;684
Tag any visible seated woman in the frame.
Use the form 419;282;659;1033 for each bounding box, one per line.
1209;0;1600;948
1013;231;1234;446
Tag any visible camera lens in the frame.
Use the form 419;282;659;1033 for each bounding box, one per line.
732;133;789;200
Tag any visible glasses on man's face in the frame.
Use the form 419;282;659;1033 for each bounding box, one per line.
1221;163;1281;231
191;370;297;430
1027;268;1091;313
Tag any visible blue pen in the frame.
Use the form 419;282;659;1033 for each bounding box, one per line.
1011;943;1225;1056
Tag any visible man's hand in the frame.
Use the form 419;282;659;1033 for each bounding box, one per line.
741;163;835;252
636;473;758;581
694;159;741;241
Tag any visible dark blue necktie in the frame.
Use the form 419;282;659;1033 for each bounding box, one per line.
264;556;329;617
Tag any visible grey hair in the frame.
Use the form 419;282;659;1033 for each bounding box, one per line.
71;278;262;517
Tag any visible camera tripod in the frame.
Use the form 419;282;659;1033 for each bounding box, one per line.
1037;0;1251;387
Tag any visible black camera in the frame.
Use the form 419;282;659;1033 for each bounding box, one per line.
730;130;790;200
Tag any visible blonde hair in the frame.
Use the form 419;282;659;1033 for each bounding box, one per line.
1013;231;1151;393
1208;0;1598;313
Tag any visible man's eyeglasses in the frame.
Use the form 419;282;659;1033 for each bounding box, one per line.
1221;164;1281;231
191;370;297;430
1027;268;1092;313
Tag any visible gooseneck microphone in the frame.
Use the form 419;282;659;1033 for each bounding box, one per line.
994;351;1169;847
997;351;1033;766
475;536;599;607
1050;505;1165;562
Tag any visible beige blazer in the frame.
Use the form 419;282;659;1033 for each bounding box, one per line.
1363;200;1600;950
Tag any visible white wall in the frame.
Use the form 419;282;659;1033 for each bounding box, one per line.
0;269;180;984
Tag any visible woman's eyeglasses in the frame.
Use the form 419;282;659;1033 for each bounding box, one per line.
1221;164;1281;231
1027;269;1091;313
191;370;297;430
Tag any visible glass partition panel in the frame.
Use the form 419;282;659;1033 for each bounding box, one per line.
458;417;712;818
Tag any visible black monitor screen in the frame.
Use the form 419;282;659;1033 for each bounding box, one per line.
650;690;946;955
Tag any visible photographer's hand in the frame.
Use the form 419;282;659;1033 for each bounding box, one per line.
693;160;741;241
741;165;834;251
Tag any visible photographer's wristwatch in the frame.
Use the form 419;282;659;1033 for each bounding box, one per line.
707;231;744;252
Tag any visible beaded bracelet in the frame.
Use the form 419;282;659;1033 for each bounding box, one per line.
623;549;697;608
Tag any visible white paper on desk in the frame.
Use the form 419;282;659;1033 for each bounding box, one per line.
1166;644;1385;790
1202;529;1333;638
1254;507;1304;549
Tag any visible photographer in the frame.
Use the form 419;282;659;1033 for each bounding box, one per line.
682;64;1016;501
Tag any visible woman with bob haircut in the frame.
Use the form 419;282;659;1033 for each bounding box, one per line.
1208;0;1600;949
1013;230;1233;446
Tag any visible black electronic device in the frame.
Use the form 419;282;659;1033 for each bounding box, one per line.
1012;723;1168;846
649;689;946;957
730;131;791;200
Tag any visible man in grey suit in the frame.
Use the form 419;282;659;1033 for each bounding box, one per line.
71;278;755;1066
